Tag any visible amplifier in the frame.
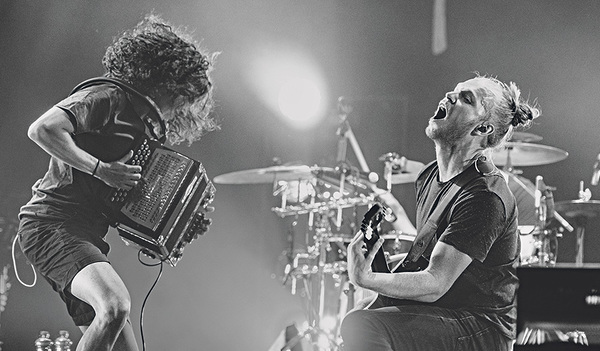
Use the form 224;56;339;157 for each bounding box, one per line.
517;264;600;347
105;136;215;266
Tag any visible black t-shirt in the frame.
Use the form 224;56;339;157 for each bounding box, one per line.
20;82;157;224
414;161;520;339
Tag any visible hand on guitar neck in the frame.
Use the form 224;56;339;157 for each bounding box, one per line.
360;203;391;274
347;203;430;310
346;203;386;289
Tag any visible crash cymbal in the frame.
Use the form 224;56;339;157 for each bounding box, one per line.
213;165;314;184
509;131;543;143
491;142;568;167
555;200;600;219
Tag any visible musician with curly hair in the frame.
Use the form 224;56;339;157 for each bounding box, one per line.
17;14;218;350
342;76;540;350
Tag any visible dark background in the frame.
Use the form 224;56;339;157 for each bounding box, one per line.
1;1;600;349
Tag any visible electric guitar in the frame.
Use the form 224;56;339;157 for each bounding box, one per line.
361;203;429;309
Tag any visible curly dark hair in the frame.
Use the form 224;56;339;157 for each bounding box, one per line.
102;14;219;144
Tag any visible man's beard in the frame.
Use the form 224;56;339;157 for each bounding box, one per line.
425;120;474;146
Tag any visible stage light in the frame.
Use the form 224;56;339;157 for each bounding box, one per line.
278;77;322;125
245;44;328;130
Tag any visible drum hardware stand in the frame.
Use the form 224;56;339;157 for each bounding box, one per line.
525;175;562;266
282;218;299;289
335;97;372;231
503;170;574;234
573;181;593;266
283;212;343;350
379;152;410;192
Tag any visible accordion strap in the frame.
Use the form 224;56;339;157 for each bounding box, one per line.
70;77;167;143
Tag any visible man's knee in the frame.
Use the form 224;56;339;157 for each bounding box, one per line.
340;309;368;338
97;296;131;326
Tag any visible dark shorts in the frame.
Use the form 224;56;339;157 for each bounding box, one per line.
18;214;111;326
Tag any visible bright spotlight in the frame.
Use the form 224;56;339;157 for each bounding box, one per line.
245;43;328;130
278;78;322;124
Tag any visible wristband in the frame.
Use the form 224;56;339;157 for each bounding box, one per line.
91;158;100;177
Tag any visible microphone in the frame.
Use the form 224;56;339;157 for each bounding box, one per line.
591;153;600;186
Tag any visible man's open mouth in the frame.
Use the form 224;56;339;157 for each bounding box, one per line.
433;105;447;119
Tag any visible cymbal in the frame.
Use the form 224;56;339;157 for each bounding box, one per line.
213;165;314;184
491;142;568;167
509;132;543;143
389;172;420;184
555;200;600;219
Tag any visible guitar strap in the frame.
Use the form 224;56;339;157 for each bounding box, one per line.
403;156;497;264
70;77;167;143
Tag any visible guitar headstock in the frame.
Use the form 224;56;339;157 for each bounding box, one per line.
361;203;386;245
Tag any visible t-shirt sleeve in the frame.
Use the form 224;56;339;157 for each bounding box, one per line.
55;86;125;134
439;190;507;263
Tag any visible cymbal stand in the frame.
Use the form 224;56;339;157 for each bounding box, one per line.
522;175;569;266
574;181;593;266
503;170;574;233
335;97;372;230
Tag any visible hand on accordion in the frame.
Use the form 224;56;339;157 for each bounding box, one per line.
183;212;213;243
95;151;143;190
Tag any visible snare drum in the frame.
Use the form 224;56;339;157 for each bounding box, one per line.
381;231;415;264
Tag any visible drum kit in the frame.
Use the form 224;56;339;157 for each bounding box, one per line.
215;158;417;350
214;126;599;350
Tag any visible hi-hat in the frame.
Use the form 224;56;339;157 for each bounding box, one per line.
491;142;568;167
555;200;600;219
509;132;543;143
379;154;425;184
214;165;314;184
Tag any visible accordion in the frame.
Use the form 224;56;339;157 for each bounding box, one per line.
105;136;215;266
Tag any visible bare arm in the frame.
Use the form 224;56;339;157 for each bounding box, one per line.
28;106;142;190
347;232;472;303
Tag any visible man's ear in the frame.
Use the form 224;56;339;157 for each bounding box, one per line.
472;124;494;136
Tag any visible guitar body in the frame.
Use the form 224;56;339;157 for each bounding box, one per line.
360;203;430;309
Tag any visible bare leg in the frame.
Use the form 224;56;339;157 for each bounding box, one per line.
71;262;139;351
79;320;139;351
